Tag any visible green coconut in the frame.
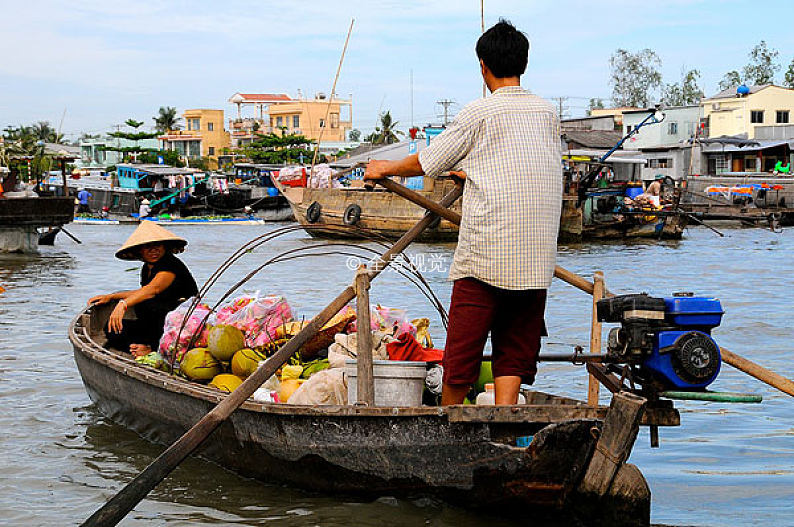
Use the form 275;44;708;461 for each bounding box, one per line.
231;348;266;379
209;373;244;392
180;347;222;381
207;325;246;361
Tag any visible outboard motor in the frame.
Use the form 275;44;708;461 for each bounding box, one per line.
597;293;724;390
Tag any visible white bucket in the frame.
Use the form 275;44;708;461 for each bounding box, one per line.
345;359;427;407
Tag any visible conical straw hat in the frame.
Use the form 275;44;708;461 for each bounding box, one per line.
115;221;187;260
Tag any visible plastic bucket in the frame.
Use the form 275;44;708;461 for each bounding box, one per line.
345;359;426;407
267;187;279;197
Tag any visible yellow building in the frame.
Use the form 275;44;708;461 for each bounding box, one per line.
701;85;794;139
268;94;352;142
159;109;231;169
589;107;642;128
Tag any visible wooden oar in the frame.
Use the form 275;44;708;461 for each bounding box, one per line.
80;182;464;527
370;177;794;399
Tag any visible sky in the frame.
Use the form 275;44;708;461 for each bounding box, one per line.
1;0;793;143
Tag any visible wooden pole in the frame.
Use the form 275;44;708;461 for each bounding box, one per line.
588;271;604;406
720;347;794;397
310;18;354;171
80;182;464;527
355;266;375;405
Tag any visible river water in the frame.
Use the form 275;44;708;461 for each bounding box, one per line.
1;223;792;526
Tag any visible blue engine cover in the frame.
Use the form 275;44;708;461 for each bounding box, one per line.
643;330;721;389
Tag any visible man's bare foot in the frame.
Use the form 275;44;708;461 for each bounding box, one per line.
129;344;152;357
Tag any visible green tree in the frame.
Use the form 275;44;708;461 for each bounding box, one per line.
587;98;605;116
609;49;662;107
348;128;361;141
154;106;182;133
782;58;794;88
718;70;742;91
661;69;704;106
742;40;780;85
136;149;184;167
242;132;316;164
104;118;158;161
364;111;404;145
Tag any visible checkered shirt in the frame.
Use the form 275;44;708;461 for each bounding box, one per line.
418;86;562;290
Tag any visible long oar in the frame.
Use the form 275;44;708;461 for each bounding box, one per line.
371;177;794;399
61;226;83;244
80;182;464;527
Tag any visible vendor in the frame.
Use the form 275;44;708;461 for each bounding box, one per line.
139;198;151;219
88;222;198;356
77;188;92;213
365;21;560;406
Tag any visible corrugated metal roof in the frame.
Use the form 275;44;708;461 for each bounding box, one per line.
562;130;623;149
706;84;771;100
701;139;794;153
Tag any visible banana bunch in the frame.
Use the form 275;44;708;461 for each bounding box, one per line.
254;338;289;358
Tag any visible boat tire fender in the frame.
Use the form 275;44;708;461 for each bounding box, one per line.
343;204;362;225
306;201;322;223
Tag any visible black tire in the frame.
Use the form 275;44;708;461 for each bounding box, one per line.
343;203;362;225
306;201;322;223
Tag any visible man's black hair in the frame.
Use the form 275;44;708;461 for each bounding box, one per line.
475;19;529;78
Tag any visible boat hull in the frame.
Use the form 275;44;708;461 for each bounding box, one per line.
280;181;461;243
69;309;654;525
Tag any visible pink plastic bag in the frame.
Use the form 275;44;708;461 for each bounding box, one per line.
158;298;211;365
350;304;416;338
211;294;293;348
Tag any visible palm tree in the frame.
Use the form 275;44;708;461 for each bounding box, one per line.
154;106;182;133
366;111;404;145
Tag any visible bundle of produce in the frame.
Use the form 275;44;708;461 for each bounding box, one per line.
211;294;293;349
158;298;211;365
275;306;356;360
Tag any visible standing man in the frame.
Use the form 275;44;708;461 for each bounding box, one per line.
76;187;92;214
364;20;562;405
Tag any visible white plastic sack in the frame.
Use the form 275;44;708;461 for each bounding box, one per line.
327;331;393;368
287;369;347;405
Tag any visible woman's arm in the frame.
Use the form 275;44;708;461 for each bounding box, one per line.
106;271;176;333
89;290;134;306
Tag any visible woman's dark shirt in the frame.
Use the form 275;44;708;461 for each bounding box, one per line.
140;253;198;310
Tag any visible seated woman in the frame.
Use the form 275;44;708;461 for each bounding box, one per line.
89;222;198;356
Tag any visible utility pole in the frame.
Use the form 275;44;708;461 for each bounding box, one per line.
552;96;569;120
436;99;455;126
410;70;414;128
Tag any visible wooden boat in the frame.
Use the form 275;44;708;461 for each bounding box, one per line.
559;195;688;243
277;177;461;242
70;304;680;526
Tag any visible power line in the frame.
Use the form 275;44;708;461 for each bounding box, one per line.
551;96;570;120
436;99;456;126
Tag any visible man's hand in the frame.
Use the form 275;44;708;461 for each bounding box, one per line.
364;159;392;181
449;170;467;181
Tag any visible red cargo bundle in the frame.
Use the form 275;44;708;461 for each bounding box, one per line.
275;168;307;188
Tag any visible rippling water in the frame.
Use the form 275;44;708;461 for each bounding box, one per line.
1;223;792;526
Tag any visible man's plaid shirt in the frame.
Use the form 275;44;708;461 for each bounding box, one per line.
419;86;562;290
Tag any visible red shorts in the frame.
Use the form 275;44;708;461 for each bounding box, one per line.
443;277;547;386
